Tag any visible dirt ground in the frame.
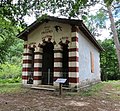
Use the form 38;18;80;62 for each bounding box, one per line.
0;83;120;111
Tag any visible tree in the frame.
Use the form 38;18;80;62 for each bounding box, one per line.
0;15;16;64
116;20;120;40
0;0;98;24
0;1;24;64
99;19;120;81
6;38;23;65
100;39;120;81
106;3;120;69
84;9;108;37
0;16;23;65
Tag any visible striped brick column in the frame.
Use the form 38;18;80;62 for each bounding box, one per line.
33;47;43;85
68;26;79;89
22;43;32;84
53;45;63;87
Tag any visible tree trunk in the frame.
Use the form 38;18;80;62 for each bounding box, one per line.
107;5;120;70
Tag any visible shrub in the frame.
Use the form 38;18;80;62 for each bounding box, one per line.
0;62;22;83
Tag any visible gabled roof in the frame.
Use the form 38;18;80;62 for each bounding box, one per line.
17;15;103;51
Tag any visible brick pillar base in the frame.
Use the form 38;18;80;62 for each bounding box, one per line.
68;31;79;90
22;43;32;85
33;47;42;85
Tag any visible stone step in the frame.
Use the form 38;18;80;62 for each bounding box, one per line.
31;86;55;91
37;85;54;88
31;85;71;91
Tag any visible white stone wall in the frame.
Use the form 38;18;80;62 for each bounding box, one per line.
78;30;101;87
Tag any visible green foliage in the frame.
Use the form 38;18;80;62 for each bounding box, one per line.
0;1;24;83
0;63;22;83
0;16;17;64
104;0;114;6
104;0;120;6
7;38;24;64
100;20;120;81
0;78;21;83
0;1;24;65
0;0;98;22
0;18;23;66
100;39;120;81
84;9;107;36
0;18;23;81
0;1;27;27
0;0;118;28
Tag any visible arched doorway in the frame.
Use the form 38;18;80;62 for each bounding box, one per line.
42;42;54;85
62;44;69;86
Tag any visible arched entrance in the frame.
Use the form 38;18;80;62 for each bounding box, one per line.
62;44;69;86
42;42;54;85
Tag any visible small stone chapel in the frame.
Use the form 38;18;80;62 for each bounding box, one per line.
17;15;103;90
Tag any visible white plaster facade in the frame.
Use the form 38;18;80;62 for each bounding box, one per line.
27;21;71;47
78;31;101;87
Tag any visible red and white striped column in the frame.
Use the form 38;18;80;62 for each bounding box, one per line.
33;47;43;85
53;45;63;87
68;26;79;89
22;43;32;84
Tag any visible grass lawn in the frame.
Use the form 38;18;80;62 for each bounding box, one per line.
0;83;26;94
0;80;119;97
65;80;120;99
